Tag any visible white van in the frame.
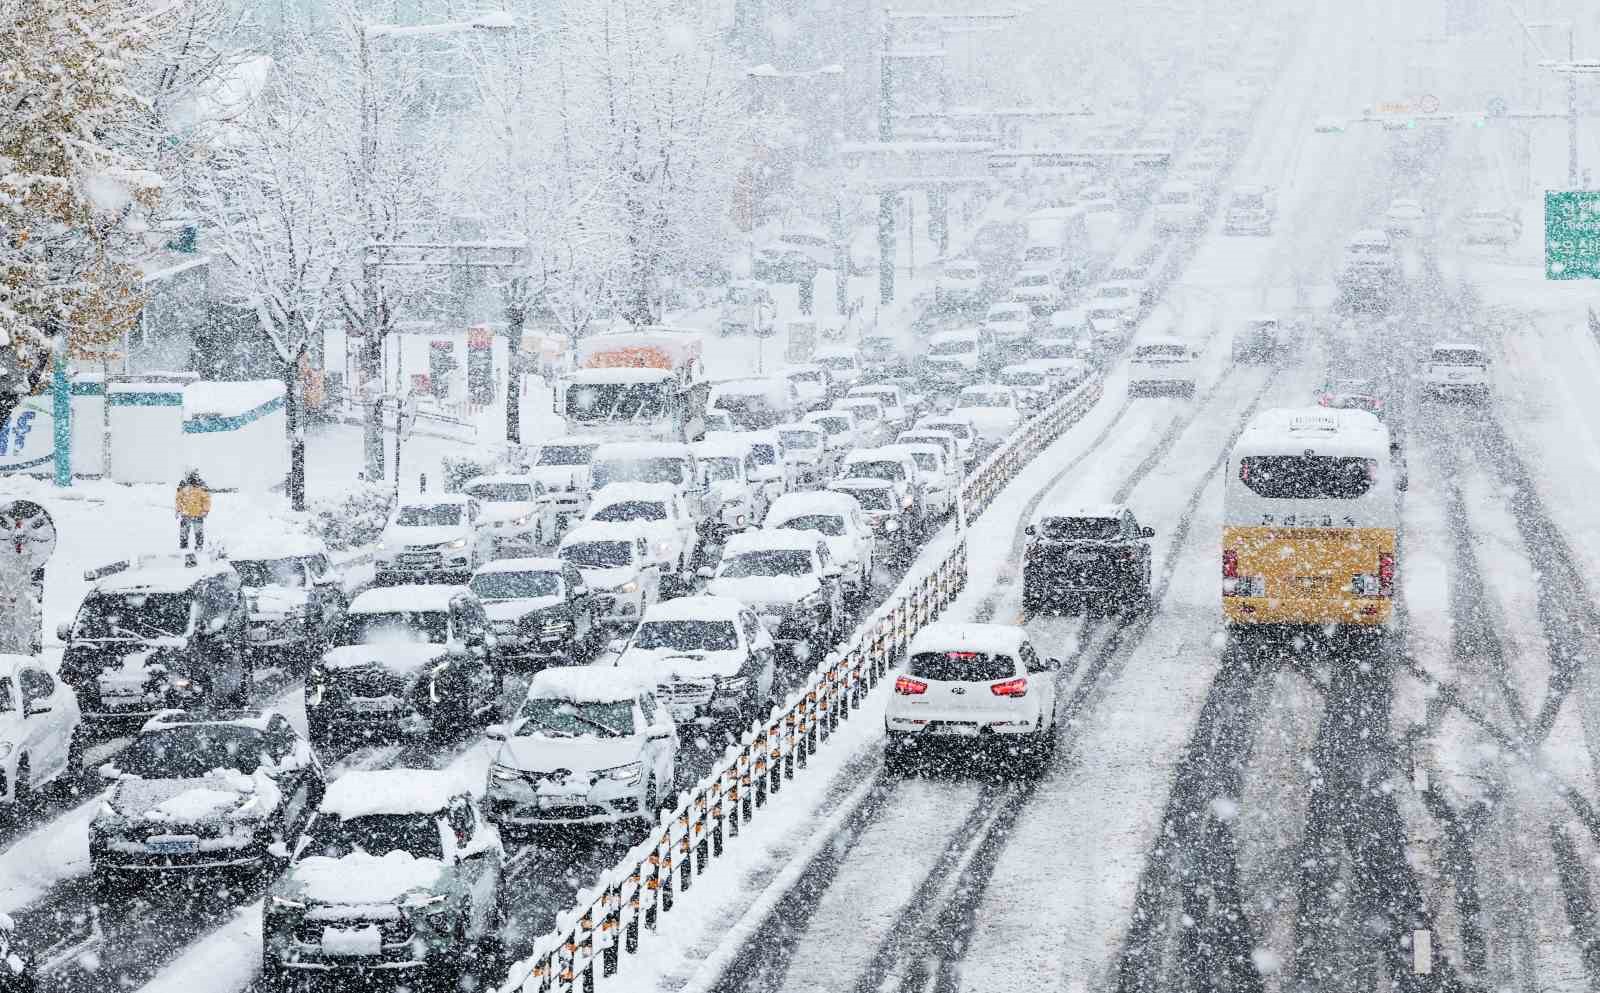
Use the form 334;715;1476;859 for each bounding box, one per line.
1129;337;1198;397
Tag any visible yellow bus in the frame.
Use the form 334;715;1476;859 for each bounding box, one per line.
1222;408;1398;628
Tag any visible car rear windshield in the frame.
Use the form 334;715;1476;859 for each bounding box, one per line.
750;444;777;465
1430;349;1485;367
1238;456;1376;500
339;610;450;646
632;619;739;652
930;339;976;356
1135;344;1187;358
118;725;266;778
719;549;813;578
396;504;462;527
537;445;598;467
779;431;820;450
560;541;634;569
809;416;851;435
1003;371;1045;386
816;356;854;371
232;558;306;589
1233;193;1266;208
466;482;535;502
909;651;1015;682
774;514;845;537
469;571;561;601
1041;517;1121;540
591;500;668;523
594;457;686;487
75;592;193;640
908;452;940;472
1037;343;1077;358
301;813;443;861
846;459;904;482
516;697;634;738
839;487;892;511
958;392;1010;408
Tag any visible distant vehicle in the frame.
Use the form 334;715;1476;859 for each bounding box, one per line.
1223;184;1276;236
887;442;958;518
1023;505;1154;615
463;473;555;556
764;490;877;600
613;595;780;728
583;482;700;578
59;556;250;730
1420;342;1489;401
922;329;987;386
982;302;1034;351
719;280;777;337
525;438;603;534
226;534;349;665
813;347;864;390
800;409;858;471
262;769;503;989
955;385;1024;446
703;529;846;661
558;328;709;444
827;478;910;553
374;494;491;585
91;708;322;891
1086;281;1142;330
693;433;766;534
708;377;803;431
1383;197;1427;238
832;396;892;448
0;654;83;812
775;422;830;488
1233;314;1286;363
589;441;708;531
1047;310;1093;353
884;623;1061;775
1025;353;1089;396
841;448;925;528
1000;364;1053;413
703;409;736;433
1338;229;1400;311
484;668;677;832
935;258;985;308
739;429;796;505
916;415;980;468
1129;337;1198;397
782;364;832;410
1317;377;1387;418
470;557;600;667
896;429;962;478
557;522;664;626
847;384;912;433
1458;206;1521;246
307;585;499;748
1154;181;1204;231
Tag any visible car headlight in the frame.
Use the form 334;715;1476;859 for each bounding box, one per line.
270;896;306;911
490;762;524;783
601;761;644;785
902;495;913;509
886;519;900;533
401;892;451;914
716;675;749;693
443;537;468;551
615;581;639;594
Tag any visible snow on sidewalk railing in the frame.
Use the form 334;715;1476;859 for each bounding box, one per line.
497;374;1105;993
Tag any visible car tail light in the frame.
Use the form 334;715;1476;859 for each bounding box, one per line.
1222;549;1238;579
990;677;1028;698
1318;394;1331;406
894;676;928;695
1378;552;1395;596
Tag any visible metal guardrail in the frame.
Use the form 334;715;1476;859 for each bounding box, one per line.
497;373;1107;993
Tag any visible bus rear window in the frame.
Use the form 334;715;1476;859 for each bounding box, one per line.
1238;456;1376;500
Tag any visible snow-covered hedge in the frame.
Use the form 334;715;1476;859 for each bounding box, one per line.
307;482;393;551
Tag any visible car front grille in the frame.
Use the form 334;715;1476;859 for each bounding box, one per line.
656;678;715;708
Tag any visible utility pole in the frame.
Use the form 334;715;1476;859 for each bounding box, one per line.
878;20;897;306
357;23;385;481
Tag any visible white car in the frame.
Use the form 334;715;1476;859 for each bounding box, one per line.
1154;181;1204;231
1383;197;1427;238
1025;356;1089;397
557;522;663;627
774;422;830;488
846;384;911;433
613;595;779;728
884;623;1061;774
484;667;678;830
782;364;832;412
955;385;1024;446
1129;337;1198;397
1000;364;1052;413
1340;228;1400;282
1047;309;1093;348
1459;206;1521;246
463;474;554;555
1009;267;1060;318
694;434;766;534
470;557;599;666
828;478;911;549
841;448;924;526
0;655;83;810
1087;281;1142;327
983;302;1033;349
896;429;962;481
831;397;892;448
916;416;979;468
1420;342;1489;401
703;409;736;433
923;329;986;386
1223;184;1276;236
887;442;958;518
374;494;491;584
525;438;603;532
764;491;877;600
813;348;864;391
584;482;699;578
935;258;984;308
704;530;847;658
801;410;858;472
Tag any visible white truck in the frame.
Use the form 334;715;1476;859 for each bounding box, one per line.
557;328;710;444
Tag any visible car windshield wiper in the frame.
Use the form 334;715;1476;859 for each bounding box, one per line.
113;618;184;641
567;712;626;738
516;717;574;738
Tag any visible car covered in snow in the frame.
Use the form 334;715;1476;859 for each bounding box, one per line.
703;530;846;660
374;494;492;585
557;522;664;627
935;257;985;308
588;442;707;529
841;448;925;530
0;654;83;812
774;422;830;488
525;437;604;533
305;585;500;750
1008;267;1062;318
462;473;557;555
916;415;980;469
1316;377;1387;418
827;477;911;551
1383;197;1427;238
1420;342;1489;401
812;347;864;391
612;595;780;728
469;558;600;668
954;385;1024;446
1223;184;1276;235
762;491;877;601
224;534;350;665
1154;180;1204;232
59;555;251;731
922;329;987;387
1086;281;1143;329
896;429;962;482
801;410;859;472
846;383;914;434
1338;228;1400;289
1458;205;1521;246
693;434;767;535
885;442;958;519
708;377;803;431
884;623;1061;775
583;482;700;579
981;301;1034;350
782;364;833;411
484;667;678;833
262;769;503;988
90;708;323;890
999;363;1052;413
1129;336;1199;397
1022;504;1155;614
737;429;796;505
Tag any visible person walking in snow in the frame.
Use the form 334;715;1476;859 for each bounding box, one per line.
176;469;212;551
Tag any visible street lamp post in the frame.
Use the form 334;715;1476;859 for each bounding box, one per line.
1527;20;1580;187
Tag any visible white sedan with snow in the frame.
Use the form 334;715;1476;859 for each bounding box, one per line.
954;385;1024;446
613;596;780;727
763;491;877;600
704;530;847;660
0;654;82;812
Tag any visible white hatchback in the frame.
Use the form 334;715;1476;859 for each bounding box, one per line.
1420;342;1489;401
884;624;1060;774
0;655;83;809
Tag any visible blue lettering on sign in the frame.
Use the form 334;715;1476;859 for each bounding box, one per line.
0;410;35;456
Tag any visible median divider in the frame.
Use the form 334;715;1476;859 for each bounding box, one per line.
498;374;1106;993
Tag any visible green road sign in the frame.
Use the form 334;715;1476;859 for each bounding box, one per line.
1546;190;1600;280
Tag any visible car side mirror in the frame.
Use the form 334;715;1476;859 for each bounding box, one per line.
485;723;508;742
1140;526;1155;538
98;763;123;782
56;621;72;642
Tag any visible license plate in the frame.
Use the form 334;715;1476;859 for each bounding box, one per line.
347;697;398;714
539;794;589;808
147;837;198;855
669;703;698;722
1448;372;1466;380
321;925;382;958
1064;550;1098;561
931;723;979;737
400;554;436;566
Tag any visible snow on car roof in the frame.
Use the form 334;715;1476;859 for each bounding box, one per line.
640;594;744;624
723;529;824;555
693;434;755;458
1134;335;1187;347
561;521;649;546
803;410;852;424
1235;407;1389;458
813;347;857;361
766;490;862;521
844;446;908;463
830;476;895;492
93;556;236;593
474;556;565;576
1348;229;1389;245
321;769;464;819
908;623;1029;658
959;384;1014;398
526;666;644;704
594;441;694;459
396;492;470;507
782;364;826;377
1431;341;1483;352
349;584;466;614
587;481;681;505
222;531;327;561
930;329;980;345
141;708;277;733
774;421;823;435
464;473;537;487
711;377;792;401
1041;502;1125;522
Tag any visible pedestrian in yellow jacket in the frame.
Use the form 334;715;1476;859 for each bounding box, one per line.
176;469;212;551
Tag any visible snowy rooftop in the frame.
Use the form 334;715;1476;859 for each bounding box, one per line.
348;585;465;614
396;493;471;508
908;623;1029;658
766;491;864;521
593;441;694;459
693;434;756;458
723;529;825;556
1236;407;1388;457
587;481;682;506
474;557;565;576
321;769;464;820
561;521;648;546
526;666;645;704
141;708;278;733
639;594;745;624
930;329;980;345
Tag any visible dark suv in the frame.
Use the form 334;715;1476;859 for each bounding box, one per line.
1022;505;1154;615
58;556;251;731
